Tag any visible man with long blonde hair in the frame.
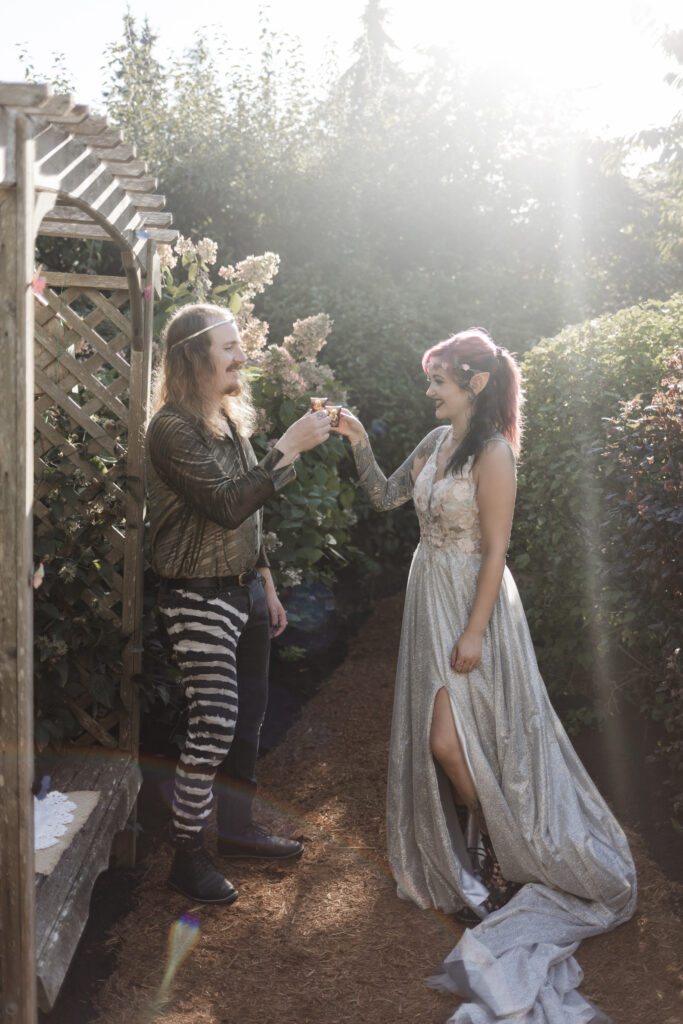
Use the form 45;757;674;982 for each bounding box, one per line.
146;303;330;904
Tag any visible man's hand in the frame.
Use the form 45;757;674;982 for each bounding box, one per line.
259;570;288;637
276;410;331;464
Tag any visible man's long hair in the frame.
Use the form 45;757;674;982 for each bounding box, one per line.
152;303;256;437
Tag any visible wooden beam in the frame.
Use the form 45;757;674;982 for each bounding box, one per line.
124;176;158;192
42;272;130;290
143;227;177;242
0;82;51;107
23;95;75;118
61;115;109;137
38;219;177;244
105;160;147;178
0;112;38;1024
93;143;136;163
47;105;90;126
38;219;121;241
0;106;17;185
83;128;124;149
141;210;173;228
127;192;166;210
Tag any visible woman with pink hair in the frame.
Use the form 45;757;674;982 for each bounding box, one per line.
334;327;635;1024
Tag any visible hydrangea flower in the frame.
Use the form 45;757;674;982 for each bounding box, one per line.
174;235;196;257
283;314;333;361
157;244;178;269
196;237;218;265
221;253;280;294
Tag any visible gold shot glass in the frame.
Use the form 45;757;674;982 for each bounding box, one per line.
326;405;341;427
309;396;329;412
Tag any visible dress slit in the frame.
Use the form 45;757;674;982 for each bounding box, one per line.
429;686;490;909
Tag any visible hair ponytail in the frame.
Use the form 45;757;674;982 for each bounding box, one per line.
422;328;524;475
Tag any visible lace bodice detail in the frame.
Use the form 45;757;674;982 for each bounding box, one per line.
413;433;481;555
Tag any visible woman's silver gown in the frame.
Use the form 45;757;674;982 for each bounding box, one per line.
353;426;636;1024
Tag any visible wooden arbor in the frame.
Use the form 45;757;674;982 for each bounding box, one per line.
0;83;177;1021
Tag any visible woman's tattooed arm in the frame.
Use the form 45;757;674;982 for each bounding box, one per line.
350;428;446;511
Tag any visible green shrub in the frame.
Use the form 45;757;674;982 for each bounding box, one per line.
511;293;682;725
33;430;127;747
601;351;682;809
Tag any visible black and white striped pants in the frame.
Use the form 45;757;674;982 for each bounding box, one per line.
158;575;270;842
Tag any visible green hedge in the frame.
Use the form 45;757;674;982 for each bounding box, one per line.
601;351;682;810
510;293;682;726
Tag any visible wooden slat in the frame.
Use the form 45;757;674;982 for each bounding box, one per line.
82;288;134;337
46;105;90;126
82;128;124;148
128;193;166;211
33;367;119;454
93;143;136;163
104;159;147;178
0;82;51;106
124;176;158;193
35;752;141;1010
119;238;153;759
66;700;118;749
46;193;144;240
34;325;130;426
0;110;38;1024
140;227;177;243
42;272;130;291
38;220;176;244
41;289;133;377
141;210;173;228
23;96;75;118
63;115;109;136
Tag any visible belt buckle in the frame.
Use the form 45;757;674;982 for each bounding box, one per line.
237;570;251;587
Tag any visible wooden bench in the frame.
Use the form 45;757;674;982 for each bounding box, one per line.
34;750;141;1011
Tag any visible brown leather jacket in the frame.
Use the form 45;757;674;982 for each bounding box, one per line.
146;404;295;579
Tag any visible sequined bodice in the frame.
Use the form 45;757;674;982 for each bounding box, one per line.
413;430;481;555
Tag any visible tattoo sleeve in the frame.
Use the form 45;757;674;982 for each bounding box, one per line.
350;428;446;511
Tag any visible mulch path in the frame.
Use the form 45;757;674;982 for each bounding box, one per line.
93;593;683;1024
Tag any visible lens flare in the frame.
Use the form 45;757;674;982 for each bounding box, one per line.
148;914;200;1016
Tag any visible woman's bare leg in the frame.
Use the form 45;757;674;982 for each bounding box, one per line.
430;686;487;832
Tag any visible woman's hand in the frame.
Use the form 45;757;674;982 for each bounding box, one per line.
331;408;367;444
451;628;483;673
260;571;288;637
277;410;331;463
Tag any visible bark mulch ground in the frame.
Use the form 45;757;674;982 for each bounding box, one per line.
93;593;683;1024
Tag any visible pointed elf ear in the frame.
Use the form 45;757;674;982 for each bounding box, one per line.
470;371;490;395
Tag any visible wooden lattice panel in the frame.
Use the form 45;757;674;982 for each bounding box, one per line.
33;283;134;635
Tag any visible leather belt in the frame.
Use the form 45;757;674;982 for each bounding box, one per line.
165;568;259;589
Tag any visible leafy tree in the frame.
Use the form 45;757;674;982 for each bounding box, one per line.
630;29;683;264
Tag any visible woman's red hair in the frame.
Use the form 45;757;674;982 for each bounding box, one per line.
423;327;524;471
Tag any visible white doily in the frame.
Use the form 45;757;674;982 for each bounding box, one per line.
34;791;77;850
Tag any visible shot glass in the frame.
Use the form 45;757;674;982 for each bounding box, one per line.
309;396;329;412
326;405;341;427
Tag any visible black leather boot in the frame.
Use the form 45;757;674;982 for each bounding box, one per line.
168;832;238;905
216;738;303;861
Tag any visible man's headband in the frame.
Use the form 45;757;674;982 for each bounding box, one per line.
169;317;235;348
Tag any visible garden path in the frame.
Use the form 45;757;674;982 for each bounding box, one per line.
93;594;682;1024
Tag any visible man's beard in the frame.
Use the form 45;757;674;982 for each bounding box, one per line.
223;368;244;397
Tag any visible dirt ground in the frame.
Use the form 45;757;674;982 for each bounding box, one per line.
93;593;683;1024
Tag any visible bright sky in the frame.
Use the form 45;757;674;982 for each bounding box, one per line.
1;0;681;138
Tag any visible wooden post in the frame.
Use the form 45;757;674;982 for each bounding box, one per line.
112;239;156;866
0;113;38;1024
